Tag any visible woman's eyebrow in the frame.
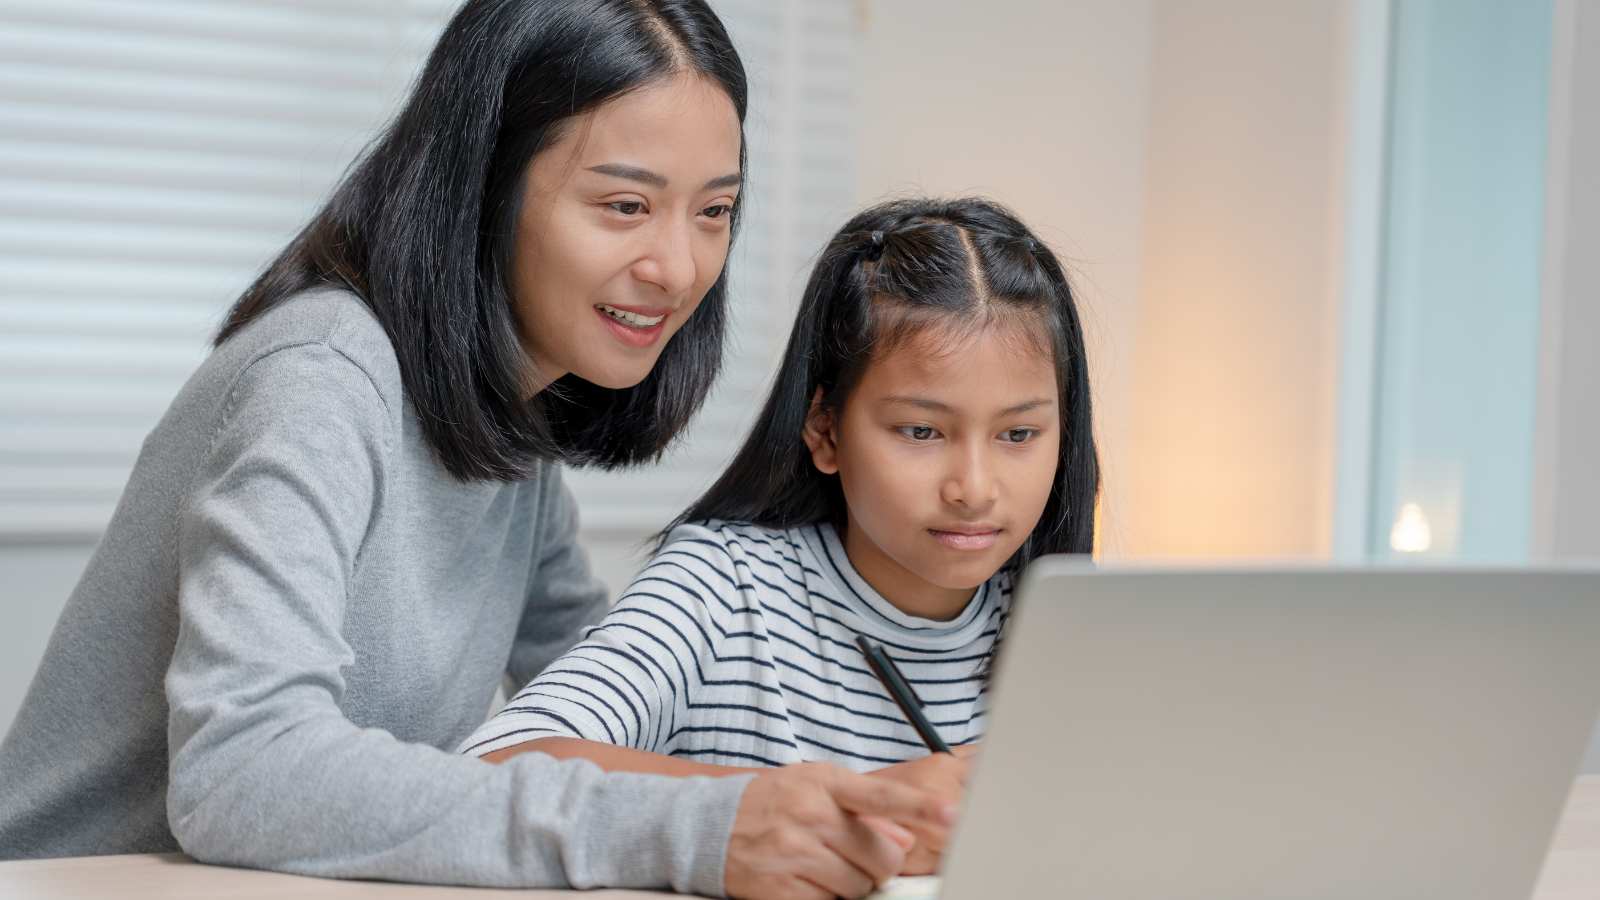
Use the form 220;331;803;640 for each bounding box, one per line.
586;163;741;191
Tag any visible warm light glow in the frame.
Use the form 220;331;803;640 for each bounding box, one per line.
1389;503;1433;553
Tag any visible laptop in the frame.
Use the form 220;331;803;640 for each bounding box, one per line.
928;564;1600;900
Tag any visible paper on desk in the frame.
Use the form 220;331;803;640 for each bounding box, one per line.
865;875;941;900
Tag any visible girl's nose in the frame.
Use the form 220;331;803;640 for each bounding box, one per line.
941;446;999;510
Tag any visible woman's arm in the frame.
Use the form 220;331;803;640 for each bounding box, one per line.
164;344;747;895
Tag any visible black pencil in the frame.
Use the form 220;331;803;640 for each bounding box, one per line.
855;634;953;754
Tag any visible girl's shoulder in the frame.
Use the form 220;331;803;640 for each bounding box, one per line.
648;519;810;596
662;515;806;550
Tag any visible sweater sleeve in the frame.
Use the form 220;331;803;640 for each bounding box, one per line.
505;467;612;689
163;343;750;894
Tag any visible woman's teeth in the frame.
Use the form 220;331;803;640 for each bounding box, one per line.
597;304;665;328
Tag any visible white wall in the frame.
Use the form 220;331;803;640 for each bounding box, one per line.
856;0;1350;562
855;0;1154;557
1122;0;1349;560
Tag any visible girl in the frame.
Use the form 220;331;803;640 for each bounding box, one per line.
0;2;949;896
463;196;1101;880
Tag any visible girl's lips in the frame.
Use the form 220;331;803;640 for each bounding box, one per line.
928;528;1001;551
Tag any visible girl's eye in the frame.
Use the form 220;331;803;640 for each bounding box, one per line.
702;203;734;219
608;200;646;216
1001;428;1038;444
898;425;938;441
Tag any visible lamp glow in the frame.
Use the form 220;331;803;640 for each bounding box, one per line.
1389;503;1433;554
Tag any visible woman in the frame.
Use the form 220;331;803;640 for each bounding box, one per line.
0;2;950;897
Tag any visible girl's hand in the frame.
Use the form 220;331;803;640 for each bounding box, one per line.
864;746;977;875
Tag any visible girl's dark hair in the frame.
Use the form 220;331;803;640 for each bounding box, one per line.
215;0;747;480
670;196;1100;565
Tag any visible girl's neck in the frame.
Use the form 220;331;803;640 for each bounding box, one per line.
835;519;979;622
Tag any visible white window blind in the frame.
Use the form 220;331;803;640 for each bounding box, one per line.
0;0;858;540
0;0;456;535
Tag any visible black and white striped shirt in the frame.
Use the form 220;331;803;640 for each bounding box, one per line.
461;520;1012;771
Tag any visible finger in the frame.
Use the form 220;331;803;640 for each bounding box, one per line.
829;770;958;828
876;817;949;860
821;812;909;887
899;841;942;877
858;814;916;850
774;877;834;900
868;804;952;859
799;848;878;900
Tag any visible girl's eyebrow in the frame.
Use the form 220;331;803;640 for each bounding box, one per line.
585;163;741;191
881;396;1055;416
998;398;1055;415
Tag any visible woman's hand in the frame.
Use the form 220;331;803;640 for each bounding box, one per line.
724;761;956;900
863;746;977;875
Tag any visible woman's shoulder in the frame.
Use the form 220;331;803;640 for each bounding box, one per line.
149;289;407;462
211;288;403;412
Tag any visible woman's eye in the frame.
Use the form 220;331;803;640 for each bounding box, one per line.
1001;428;1037;444
898;425;938;441
702;203;733;219
608;200;646;216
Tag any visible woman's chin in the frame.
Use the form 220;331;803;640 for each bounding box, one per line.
570;358;658;391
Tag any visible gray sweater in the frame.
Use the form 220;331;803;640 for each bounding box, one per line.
0;289;749;894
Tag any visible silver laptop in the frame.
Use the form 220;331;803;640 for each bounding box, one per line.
939;564;1600;900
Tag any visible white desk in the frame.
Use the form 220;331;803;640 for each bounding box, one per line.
3;776;1596;898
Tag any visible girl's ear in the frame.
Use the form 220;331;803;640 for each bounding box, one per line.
801;386;840;475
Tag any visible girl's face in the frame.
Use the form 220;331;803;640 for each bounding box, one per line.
511;73;742;392
804;320;1062;620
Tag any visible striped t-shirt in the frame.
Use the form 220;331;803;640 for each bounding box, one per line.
460;520;1012;771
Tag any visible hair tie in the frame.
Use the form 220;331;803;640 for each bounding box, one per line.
861;229;886;262
1025;237;1038;252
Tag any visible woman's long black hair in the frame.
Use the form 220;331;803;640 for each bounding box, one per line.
215;0;748;480
669;196;1100;565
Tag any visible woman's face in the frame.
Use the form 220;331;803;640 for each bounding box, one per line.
512;72;742;392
